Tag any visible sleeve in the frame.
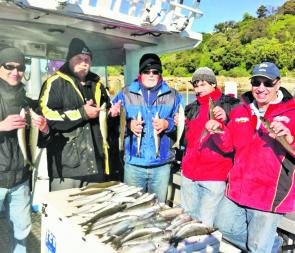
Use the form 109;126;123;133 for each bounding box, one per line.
38;76;86;131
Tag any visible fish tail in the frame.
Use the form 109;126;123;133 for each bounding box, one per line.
172;142;179;149
103;144;110;175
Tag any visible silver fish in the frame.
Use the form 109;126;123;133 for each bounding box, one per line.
260;116;295;156
200;97;223;142
82;203;127;232
122;231;172;247
172;104;185;149
157;207;184;220
80;181;120;191
121;227;163;243
154;111;160;157
120;242;157;253
17;108;28;166
119;105;126;152
174;222;216;238
99;102;110;175
29;109;39;166
136;111;142;157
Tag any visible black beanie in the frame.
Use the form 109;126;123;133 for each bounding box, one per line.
0;47;25;67
139;53;162;73
66;38;92;61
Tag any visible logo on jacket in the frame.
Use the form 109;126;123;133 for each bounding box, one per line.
273;116;290;123
235;117;249;123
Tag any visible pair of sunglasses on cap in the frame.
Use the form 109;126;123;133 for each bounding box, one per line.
2;63;26;72
251;78;278;88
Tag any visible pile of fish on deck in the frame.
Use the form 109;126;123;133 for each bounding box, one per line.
65;181;218;253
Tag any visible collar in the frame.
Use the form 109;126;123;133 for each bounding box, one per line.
196;87;222;105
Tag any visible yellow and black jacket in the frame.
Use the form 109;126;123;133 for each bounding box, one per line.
39;63;111;180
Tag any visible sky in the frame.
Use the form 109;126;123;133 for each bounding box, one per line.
194;0;287;33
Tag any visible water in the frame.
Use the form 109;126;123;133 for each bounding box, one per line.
180;92;196;105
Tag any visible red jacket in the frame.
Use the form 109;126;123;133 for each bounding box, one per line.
213;89;295;213
182;88;239;181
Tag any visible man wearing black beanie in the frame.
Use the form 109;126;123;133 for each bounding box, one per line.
39;38;111;191
109;53;183;203
0;46;49;253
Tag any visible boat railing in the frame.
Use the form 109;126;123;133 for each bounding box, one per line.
11;0;203;33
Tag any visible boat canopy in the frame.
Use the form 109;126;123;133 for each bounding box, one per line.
0;0;203;86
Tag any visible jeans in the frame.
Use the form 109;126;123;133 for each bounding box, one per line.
124;163;171;203
215;196;282;253
0;180;31;253
180;175;226;227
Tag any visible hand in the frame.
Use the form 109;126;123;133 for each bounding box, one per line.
213;106;227;122
0;114;26;131
109;100;121;117
269;121;294;144
130;118;143;137
152;117;169;135
31;115;49;134
174;113;179;126
205;119;222;133
84;99;99;119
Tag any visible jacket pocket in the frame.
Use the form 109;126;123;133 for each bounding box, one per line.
61;137;80;168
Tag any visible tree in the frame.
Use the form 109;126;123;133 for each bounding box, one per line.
257;5;267;18
278;0;295;15
242;12;254;21
214;21;237;33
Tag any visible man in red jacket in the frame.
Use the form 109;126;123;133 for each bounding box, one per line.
206;62;295;252
179;67;239;227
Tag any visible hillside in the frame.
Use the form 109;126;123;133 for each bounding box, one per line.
160;0;295;78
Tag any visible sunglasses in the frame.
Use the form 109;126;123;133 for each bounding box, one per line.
2;63;26;72
251;78;277;88
142;70;160;75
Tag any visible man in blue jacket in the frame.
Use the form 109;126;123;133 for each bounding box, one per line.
110;53;183;202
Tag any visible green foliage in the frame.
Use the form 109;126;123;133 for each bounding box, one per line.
278;0;295;15
173;67;190;77
107;66;123;76
160;0;295;77
109;1;295;78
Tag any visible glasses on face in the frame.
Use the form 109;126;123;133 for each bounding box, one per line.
2;63;26;72
142;70;160;75
251;78;277;88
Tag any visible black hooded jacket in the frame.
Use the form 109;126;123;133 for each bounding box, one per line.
39;63;111;180
0;78;38;188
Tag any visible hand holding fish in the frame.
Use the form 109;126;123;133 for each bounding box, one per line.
152;117;168;135
109;100;121;117
269;121;294;144
130;118;143;137
31;115;49;134
205;119;223;133
84;99;99;119
213;106;227;122
0;114;26;131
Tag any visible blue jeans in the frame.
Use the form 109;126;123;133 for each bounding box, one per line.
215;196;282;253
0;180;31;253
124;163;171;203
180;175;226;227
